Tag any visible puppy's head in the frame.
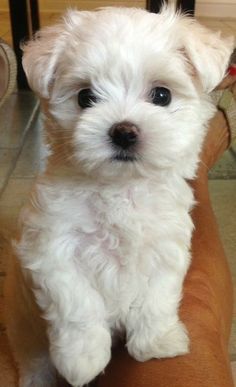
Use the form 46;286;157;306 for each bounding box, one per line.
22;7;234;180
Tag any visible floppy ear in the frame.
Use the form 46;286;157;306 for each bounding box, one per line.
181;19;234;92
22;9;89;98
22;24;66;98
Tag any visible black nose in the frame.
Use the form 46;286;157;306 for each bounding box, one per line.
109;122;139;149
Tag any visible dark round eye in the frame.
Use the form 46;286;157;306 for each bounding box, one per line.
150;87;171;107
78;88;97;108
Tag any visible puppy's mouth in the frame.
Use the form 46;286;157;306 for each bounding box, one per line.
112;151;137;162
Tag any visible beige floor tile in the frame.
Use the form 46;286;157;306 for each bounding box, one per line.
0;92;39;149
225;21;236;31
12;117;41;179
216;24;235;35
209;147;236;180
0;178;34;207
199;19;235;36
0;178;6;192
209;180;236;274
219;29;235;38
0;148;18;179
198;18;225;27
198;17;227;23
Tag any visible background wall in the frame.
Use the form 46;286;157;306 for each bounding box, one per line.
0;0;236;17
196;0;236;18
38;0;145;11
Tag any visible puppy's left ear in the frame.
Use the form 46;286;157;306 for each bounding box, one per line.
181;19;234;92
22;23;66;98
22;10;89;98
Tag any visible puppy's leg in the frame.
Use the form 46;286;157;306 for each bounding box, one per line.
50;322;111;387
126;251;190;361
21;250;111;387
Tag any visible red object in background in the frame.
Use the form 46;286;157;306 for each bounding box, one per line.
229;66;236;76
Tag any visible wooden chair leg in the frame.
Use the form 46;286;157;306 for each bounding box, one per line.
146;0;167;13
8;0;40;89
146;1;195;16
176;0;195;15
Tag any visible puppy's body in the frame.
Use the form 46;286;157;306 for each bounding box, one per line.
5;6;233;387
7;173;192;386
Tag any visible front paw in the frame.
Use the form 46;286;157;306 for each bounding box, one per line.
127;321;189;362
50;326;111;386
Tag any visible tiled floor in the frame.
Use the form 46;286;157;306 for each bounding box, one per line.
0;92;39;195
0;8;236;387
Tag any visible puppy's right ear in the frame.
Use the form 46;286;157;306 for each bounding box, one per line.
22;24;66;98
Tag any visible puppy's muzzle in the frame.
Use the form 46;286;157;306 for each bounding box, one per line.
109;122;139;150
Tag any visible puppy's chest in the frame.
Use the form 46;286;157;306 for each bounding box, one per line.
71;187;159;311
73;185;159;270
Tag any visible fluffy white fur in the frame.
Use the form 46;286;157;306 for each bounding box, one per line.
5;6;234;387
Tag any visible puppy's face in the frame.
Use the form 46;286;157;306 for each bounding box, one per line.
23;7;233;180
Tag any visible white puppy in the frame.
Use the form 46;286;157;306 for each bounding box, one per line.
5;6;233;387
